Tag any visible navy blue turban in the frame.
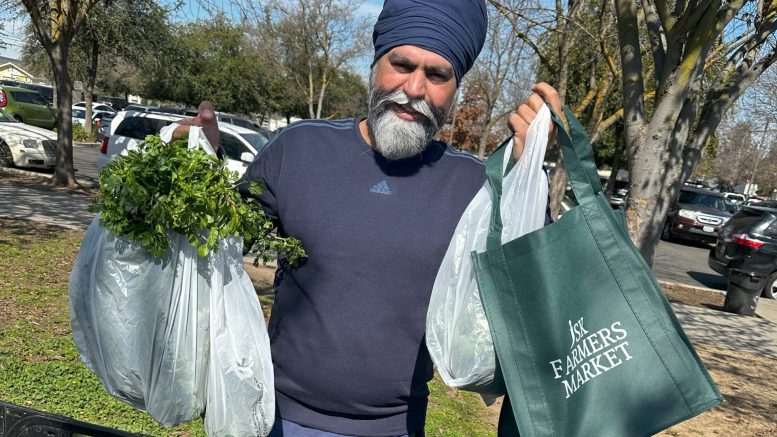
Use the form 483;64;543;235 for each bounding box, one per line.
372;0;488;85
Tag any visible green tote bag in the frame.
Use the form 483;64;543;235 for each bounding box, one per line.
473;107;722;437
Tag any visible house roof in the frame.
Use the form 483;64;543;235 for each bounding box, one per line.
0;57;34;80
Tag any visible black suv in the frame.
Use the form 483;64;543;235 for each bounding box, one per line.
708;205;777;299
662;187;734;244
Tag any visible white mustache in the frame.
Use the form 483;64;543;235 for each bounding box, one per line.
382;90;437;127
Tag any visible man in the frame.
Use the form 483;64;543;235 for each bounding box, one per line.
177;1;560;435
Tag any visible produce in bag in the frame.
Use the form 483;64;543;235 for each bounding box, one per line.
426;106;551;394
70;126;303;434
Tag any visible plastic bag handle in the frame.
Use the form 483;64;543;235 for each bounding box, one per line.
484;105;602;251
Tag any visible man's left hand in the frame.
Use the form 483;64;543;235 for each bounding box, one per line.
508;82;562;161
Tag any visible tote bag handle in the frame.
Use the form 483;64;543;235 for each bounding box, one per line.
485;106;603;251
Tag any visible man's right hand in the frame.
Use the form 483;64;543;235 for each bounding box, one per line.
173;101;221;151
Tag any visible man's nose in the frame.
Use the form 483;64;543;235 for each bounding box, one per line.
403;70;426;100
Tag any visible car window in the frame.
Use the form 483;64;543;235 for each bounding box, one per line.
10;91;31;104
231;118;255;129
678;190;727;211
726;210;763;233
94;104;114;112
240;133;268;152
114;117;173;139
766;221;777;238
72;108;86;118
219;133;252;161
12;91;48;105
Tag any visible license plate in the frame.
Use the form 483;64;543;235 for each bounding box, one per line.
703;226;715;233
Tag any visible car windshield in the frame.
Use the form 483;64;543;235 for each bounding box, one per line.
0;108;18;123
678;190;728;211
241;133;268;152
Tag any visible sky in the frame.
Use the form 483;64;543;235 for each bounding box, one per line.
0;0;384;61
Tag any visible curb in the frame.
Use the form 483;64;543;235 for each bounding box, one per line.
0;166;52;179
657;280;725;295
0;166;98;189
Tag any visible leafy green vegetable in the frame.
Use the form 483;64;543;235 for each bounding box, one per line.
91;134;305;265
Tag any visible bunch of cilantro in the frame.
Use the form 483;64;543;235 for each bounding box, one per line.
91;134;304;265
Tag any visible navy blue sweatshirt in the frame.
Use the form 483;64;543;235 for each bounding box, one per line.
241;118;486;436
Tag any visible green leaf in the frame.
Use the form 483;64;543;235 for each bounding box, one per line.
92;134;305;264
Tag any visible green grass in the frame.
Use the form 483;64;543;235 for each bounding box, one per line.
0;218;496;436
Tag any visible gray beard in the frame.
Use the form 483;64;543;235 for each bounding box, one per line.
366;84;451;160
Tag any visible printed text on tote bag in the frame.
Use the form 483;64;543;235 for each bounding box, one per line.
548;317;634;399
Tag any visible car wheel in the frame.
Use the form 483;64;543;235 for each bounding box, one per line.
13;115;23;123
660;221;673;241
0;141;13;167
762;272;777;299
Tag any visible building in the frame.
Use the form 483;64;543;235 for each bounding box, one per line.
0;56;35;83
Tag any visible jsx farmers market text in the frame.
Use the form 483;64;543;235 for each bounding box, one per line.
548;317;633;399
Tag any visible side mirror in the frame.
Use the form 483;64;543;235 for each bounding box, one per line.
240;152;254;163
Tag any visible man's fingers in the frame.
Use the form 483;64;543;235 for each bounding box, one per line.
526;93;544;112
530;82;562;114
516;104;537;126
508;112;529;161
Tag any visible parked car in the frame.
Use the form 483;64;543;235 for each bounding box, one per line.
708;205;777;298
73;102;117;114
0;85;57;129
0;81;55;105
723;192;747;205
97;96;128;111
662;187;734;244
72;106;115;125
97;111;269;179
0;108;57;169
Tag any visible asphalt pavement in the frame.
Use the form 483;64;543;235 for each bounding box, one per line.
1;157;776;360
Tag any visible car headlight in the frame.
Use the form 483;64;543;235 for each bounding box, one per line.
22;139;39;149
678;209;696;220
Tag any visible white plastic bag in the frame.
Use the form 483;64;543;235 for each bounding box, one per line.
426;105;552;393
69;126;275;435
204;236;275;437
69;218;211;426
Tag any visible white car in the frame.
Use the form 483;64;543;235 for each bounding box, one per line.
0;108;57;169
73;102;117;114
72;106;115;128
96;110;269;179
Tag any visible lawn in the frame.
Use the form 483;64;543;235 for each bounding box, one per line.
0;218;497;436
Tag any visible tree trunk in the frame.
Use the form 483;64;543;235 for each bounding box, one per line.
83;36;100;137
49;43;77;187
547;0;580;219
477;110;494;159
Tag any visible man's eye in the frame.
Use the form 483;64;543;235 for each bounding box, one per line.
428;73;449;83
394;63;413;72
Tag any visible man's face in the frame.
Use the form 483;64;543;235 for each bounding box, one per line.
367;45;458;160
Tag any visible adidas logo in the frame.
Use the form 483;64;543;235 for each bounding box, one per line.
370;180;392;195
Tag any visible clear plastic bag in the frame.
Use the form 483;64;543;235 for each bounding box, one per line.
69;126;275;435
205;236;275;437
426;105;551;394
69;218;211;426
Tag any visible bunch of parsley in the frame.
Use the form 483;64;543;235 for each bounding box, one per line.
91;134;304;265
